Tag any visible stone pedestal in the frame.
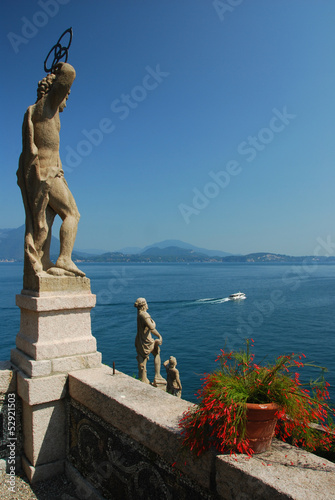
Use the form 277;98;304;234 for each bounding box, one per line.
153;375;167;391
11;276;101;482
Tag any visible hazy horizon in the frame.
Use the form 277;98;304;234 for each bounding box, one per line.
1;224;334;258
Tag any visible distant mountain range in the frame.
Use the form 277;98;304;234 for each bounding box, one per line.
0;226;231;261
0;226;59;261
74;249;334;264
1;226;334;263
118;240;231;258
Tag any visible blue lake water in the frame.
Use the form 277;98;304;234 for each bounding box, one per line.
1;262;334;405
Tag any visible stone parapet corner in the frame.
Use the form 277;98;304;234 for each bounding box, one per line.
68;366;335;499
17;369;67;405
216;440;335;499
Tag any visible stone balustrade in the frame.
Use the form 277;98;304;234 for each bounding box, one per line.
1;362;335;499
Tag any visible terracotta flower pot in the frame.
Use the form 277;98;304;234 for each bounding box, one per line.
245;403;279;453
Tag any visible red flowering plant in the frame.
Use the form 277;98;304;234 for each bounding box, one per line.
179;339;335;457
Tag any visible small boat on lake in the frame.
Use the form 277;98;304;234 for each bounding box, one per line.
228;292;246;301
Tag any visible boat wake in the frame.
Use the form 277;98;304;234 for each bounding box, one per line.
194;297;230;305
97;296;242;308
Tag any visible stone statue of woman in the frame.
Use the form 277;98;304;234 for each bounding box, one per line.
134;297;166;386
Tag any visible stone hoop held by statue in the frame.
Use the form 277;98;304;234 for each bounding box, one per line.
17;62;85;289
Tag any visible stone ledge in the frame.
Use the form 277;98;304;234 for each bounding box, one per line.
52;352;102;373
11;349;102;377
11;349;52;377
216;440;335;499
16;293;96;312
15;334;97;361
17;370;67;405
22;274;91;295
68;366;335;499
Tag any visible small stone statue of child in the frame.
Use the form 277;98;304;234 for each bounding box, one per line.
164;356;182;398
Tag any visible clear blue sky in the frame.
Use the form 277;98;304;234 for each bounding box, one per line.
1;0;335;255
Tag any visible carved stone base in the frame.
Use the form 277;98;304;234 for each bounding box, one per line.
22;455;64;483
11;280;101;482
152;375;167;391
22;272;91;294
11;349;101;378
13;291;97;361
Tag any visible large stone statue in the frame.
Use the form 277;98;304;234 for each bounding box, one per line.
17;62;85;286
164;356;182;398
134;297;166;386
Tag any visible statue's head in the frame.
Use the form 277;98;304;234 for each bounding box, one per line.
134;297;148;311
36;73;56;102
169;356;177;367
59;91;70;112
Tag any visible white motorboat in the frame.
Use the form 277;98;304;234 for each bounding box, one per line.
228;292;246;301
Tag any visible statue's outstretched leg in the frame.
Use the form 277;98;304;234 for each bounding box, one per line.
153;342;166;385
154;352;162;380
137;355;150;384
41;206;56;271
47;177;85;277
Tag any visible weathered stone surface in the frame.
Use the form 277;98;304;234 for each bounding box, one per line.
0;389;23;465
22;275;91;295
11;349;102;377
22;399;66;467
16;292;96;312
17;371;67;405
16;335;97;361
13;286;100;484
11;349;52;377
22;455;64;483
216;440;335;500
51;352;101;373
0;361;16;393
14;292;98;362
18;309;94;342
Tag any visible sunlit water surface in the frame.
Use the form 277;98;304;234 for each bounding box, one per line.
1;262;334;404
